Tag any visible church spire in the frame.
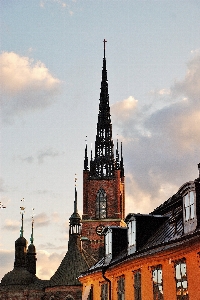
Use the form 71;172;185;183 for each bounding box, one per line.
69;176;81;237
91;39;115;178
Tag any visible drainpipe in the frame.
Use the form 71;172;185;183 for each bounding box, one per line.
102;266;111;300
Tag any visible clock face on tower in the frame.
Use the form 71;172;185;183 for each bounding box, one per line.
96;225;105;236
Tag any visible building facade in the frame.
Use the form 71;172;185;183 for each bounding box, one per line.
79;164;200;300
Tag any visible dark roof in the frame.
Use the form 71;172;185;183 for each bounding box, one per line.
50;238;96;286
0;267;48;290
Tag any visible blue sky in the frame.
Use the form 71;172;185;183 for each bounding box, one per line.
1;0;200;280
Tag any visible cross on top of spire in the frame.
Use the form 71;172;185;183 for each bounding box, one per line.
103;39;107;58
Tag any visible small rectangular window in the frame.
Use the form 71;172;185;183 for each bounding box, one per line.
117;276;125;300
175;259;189;300
184;191;195;221
101;282;108;300
105;230;112;255
128;219;136;255
133;270;141;300
152;265;163;300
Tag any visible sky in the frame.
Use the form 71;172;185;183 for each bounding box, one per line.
1;0;200;280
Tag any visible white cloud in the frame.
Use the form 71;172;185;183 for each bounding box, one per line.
0;250;14;281
36;250;65;279
111;96;138;123
37;148;60;164
112;54;200;213
3;219;20;231
0;52;61;123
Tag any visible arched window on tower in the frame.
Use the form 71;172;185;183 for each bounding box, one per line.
96;188;107;219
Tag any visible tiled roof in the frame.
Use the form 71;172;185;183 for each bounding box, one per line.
50;239;95;286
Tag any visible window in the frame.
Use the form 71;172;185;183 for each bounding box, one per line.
128;219;136;255
105;229;112;256
133;270;141;300
184;190;195;221
175;259;189;300
101;282;108;300
152;265;163;300
96;188;107;219
117;276;125;300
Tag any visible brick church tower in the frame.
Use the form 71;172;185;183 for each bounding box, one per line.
82;40;125;261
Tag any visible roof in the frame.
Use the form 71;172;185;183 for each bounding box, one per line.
50;237;96;286
80;181;200;276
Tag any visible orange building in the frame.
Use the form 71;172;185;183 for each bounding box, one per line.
79;165;200;300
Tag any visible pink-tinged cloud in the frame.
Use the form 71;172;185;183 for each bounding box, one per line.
111;53;200;214
0;52;61;122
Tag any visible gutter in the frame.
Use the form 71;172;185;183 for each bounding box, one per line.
102;266;111;300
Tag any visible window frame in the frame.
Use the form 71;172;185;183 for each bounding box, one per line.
174;258;189;300
101;282;108;300
133;269;141;300
183;190;195;222
117;275;125;300
128;218;136;255
151;265;164;300
96;188;107;219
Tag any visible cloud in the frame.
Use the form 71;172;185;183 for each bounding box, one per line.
37;148;60;164
36;250;65;279
34;213;50;227
3;219;20;231
0;52;61;123
0;250;14;281
15;148;63;164
111;53;200;213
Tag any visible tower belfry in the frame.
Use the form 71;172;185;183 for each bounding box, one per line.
82;41;125;260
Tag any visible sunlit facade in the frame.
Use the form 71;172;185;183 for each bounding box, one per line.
80;164;200;300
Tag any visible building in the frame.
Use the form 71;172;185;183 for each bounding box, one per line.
82;39;125;261
0;41;125;299
79;164;200;300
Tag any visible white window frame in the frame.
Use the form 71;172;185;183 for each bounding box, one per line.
128;219;136;255
183;190;195;222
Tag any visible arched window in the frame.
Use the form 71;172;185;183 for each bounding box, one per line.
96;188;107;219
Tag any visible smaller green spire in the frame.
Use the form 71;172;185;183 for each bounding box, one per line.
30;208;35;244
20;198;25;237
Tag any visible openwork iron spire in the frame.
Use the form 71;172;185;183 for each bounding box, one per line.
90;39;115;178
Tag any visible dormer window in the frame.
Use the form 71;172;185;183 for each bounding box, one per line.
105;228;112;264
105;229;112;256
184;190;195;221
96;188;107;219
127;219;136;255
182;188;197;234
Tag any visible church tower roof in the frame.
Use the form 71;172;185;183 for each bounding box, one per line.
88;39;115;178
84;40;124;179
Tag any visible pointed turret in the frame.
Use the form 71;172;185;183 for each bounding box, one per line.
69;177;81;248
26;210;37;275
14;201;27;269
50;179;95;287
